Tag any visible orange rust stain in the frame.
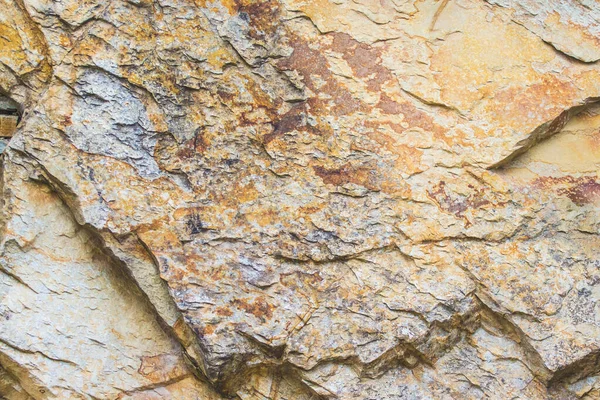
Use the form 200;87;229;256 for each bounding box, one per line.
231;296;274;322
137;227;182;254
499;241;521;258
235;181;260;203
489;75;577;130
590;128;600;152
298;202;326;215
245;208;279;227
215;307;233;317
396;101;447;139
58;33;71;48
391;144;424;177
361;128;425;177
138;353;189;384
206;264;230;282
196;324;216;337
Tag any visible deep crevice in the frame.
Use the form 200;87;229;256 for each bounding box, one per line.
0;94;21;155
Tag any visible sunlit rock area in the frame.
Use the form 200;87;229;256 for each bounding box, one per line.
1;0;600;398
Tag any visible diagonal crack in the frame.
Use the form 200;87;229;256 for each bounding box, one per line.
0;337;78;367
488;97;600;169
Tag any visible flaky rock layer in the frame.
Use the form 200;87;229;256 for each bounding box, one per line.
1;0;600;398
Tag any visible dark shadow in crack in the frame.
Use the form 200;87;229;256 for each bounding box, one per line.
0;94;20;154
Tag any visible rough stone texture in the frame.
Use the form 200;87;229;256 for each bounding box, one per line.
1;0;600;399
0;116;17;138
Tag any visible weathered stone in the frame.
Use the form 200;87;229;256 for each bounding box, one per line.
1;0;600;398
0;116;17;138
0;95;18;138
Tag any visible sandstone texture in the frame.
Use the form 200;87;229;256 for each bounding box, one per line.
1;0;600;399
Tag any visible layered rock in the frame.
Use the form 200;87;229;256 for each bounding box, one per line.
1;0;600;398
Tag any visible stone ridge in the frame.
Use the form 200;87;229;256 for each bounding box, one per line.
1;0;600;399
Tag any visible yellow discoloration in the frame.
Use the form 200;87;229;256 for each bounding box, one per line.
4;0;600;397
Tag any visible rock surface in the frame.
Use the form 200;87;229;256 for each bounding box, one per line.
1;0;600;398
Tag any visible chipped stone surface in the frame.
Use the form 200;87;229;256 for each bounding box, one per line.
1;0;600;398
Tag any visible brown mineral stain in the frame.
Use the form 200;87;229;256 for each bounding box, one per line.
263;104;310;144
330;32;393;92
234;0;281;40
376;93;402;115
369;94;452;148
312;163;379;191
176;130;211;159
534;176;600;205
277;35;365;117
427;181;496;223
216;307;233;317
231;296;274;322
217;89;236;104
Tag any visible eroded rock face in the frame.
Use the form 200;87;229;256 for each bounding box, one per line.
1;0;600;398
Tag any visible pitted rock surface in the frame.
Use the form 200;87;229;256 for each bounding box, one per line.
1;0;600;398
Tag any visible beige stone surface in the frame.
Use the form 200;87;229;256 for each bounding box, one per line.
0;116;17;138
1;0;600;398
